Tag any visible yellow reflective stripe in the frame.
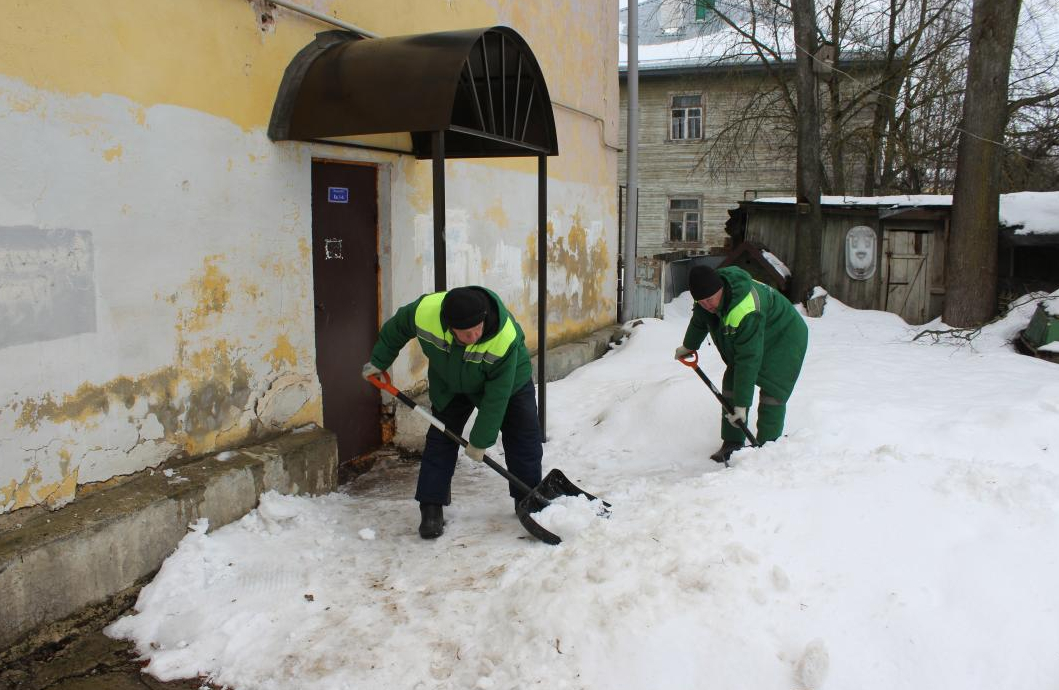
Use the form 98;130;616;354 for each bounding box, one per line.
465;316;516;362
723;287;759;330
414;292;453;350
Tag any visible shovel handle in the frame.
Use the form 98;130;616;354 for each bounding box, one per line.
365;372;539;498
677;353;760;448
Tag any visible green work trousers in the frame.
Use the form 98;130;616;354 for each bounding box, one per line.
720;371;793;445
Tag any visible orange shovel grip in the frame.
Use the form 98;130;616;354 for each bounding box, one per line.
366;371;400;397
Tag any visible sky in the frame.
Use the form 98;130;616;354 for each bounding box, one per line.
618;0;1059;69
106;286;1059;690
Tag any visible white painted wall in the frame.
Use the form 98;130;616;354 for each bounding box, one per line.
0;0;619;514
0;77;325;510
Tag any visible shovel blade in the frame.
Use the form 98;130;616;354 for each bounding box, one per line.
514;469;611;545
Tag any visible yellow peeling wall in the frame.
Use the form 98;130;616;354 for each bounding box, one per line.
0;0;619;514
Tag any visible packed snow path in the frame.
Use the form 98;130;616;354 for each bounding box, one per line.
108;293;1059;690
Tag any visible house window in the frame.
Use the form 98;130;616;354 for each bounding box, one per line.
669;198;701;242
671;95;702;140
695;0;715;21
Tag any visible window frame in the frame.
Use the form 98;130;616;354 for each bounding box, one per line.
668;93;703;142
695;0;715;21
667;197;702;244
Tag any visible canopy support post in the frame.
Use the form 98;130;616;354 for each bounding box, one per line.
537;154;548;440
432;130;447;291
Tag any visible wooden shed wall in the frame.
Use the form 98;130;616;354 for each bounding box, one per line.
745;206;884;309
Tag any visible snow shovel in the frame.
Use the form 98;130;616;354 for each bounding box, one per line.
678;351;759;463
366;372;609;545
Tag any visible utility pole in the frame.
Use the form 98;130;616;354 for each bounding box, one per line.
621;0;639;323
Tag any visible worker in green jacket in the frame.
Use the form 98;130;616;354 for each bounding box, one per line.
362;286;542;539
675;265;808;463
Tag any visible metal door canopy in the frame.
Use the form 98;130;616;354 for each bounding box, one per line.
268;26;559;159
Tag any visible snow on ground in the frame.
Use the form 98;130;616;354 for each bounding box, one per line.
107;293;1059;690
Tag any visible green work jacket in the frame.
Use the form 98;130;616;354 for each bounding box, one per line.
682;266;808;407
369;287;532;449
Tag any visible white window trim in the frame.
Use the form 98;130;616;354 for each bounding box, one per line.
694;0;714;22
667;92;703;142
667;197;702;244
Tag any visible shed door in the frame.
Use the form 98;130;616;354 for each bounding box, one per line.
882;229;930;325
311;161;381;471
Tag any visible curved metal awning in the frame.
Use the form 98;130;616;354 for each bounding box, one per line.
268;26;559;159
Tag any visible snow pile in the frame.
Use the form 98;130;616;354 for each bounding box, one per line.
107;294;1059;690
1044;289;1059;318
754;194;953;207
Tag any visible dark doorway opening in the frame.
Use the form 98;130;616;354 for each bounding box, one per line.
310;160;381;477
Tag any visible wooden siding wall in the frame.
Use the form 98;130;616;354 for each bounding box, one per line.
619;69;875;258
745;207;947;323
619;74;796;257
745;207;883;308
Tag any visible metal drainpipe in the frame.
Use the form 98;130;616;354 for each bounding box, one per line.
621;0;639;324
266;0;379;38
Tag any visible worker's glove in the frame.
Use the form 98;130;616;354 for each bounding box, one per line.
465;445;486;462
674;345;695;361
361;362;383;381
725;406;748;427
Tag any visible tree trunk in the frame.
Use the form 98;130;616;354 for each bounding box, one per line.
827;78;846;195
826;0;845;195
944;0;1020;327
791;0;824;303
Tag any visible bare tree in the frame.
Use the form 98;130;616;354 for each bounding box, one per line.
1001;2;1059;191
1002;101;1059;190
689;0;975;195
944;0;1021;327
658;0;1057;196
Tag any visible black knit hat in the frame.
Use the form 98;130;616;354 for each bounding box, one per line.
441;287;489;329
688;266;724;300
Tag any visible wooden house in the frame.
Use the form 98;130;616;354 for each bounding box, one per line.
618;0;881;257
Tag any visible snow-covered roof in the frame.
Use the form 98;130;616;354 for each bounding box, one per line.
618;0;797;71
998;192;1059;236
752;194;954;208
750;192;1059;235
760;249;791;278
618;0;886;72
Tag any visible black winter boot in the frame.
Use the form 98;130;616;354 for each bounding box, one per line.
418;503;444;539
710;441;744;463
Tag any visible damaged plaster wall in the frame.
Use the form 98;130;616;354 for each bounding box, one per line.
0;81;322;513
379;0;621;391
0;0;619;513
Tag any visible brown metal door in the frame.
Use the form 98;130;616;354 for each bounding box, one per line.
311;161;381;470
